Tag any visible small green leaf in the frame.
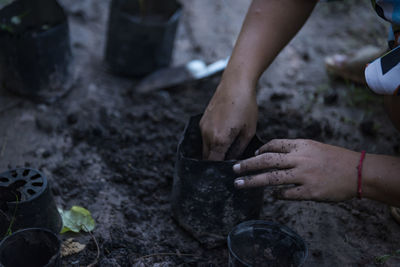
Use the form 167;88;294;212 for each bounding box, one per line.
59;206;95;234
375;254;392;264
0;23;13;33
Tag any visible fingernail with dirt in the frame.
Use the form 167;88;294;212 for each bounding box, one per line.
234;179;244;188
233;163;241;173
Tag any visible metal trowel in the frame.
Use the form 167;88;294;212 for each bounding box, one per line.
135;57;229;94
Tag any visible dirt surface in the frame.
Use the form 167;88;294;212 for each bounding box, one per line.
1;0;400;266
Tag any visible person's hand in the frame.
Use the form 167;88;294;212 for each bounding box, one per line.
200;81;258;161
233;139;361;202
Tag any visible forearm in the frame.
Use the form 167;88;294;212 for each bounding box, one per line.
222;0;317;90
363;153;400;207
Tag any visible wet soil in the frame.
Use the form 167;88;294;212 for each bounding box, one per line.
1;0;400;266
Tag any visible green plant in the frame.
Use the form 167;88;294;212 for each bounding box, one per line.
58;206;99;267
0;11;29;34
375;249;400;264
2;193;19;239
58;205;95;234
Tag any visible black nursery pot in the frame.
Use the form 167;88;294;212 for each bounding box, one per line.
0;0;72;101
171;115;265;248
0;228;61;267
0;168;62;236
105;0;182;77
227;221;308;267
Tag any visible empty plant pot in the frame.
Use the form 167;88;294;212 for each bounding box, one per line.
0;228;61;267
171;114;265;248
105;0;182;76
0;0;72;102
227;220;308;267
0;168;62;236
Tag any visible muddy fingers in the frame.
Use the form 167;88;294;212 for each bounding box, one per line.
257;139;299;154
233;152;296;174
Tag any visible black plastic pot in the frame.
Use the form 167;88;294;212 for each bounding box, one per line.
171;115;265;248
0;228;61;267
105;0;182;77
227;220;308;267
0;0;72;102
0;168;62;236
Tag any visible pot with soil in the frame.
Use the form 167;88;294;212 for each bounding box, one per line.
0;228;61;267
0;0;72;102
171;115;265;248
227;220;308;267
0;168;62;236
104;0;182;77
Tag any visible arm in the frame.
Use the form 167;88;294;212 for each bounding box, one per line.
363;153;400;207
200;0;318;160
233;139;400;207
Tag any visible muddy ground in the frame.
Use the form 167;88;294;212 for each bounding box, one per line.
1;0;400;266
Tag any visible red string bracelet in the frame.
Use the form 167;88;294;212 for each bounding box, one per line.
357;150;366;199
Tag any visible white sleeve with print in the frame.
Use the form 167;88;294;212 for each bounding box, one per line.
365;45;400;95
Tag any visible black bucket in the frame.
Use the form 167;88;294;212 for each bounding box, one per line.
227;221;308;267
171;115;265;248
0;168;62;236
0;228;61;267
104;0;182;77
0;0;72;102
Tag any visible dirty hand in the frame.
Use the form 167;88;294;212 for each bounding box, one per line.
200;81;258;161
233;139;360;202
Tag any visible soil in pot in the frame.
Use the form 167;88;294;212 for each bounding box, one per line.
0;0;72;102
0;228;61;267
104;0;182;76
228;221;308;267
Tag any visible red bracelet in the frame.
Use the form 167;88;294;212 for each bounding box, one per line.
357;151;366;199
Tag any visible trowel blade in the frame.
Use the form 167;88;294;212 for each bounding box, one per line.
135;65;195;94
135;58;228;94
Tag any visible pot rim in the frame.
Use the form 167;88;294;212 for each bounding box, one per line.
0;227;61;267
227;220;308;267
120;5;182;26
0;168;48;204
